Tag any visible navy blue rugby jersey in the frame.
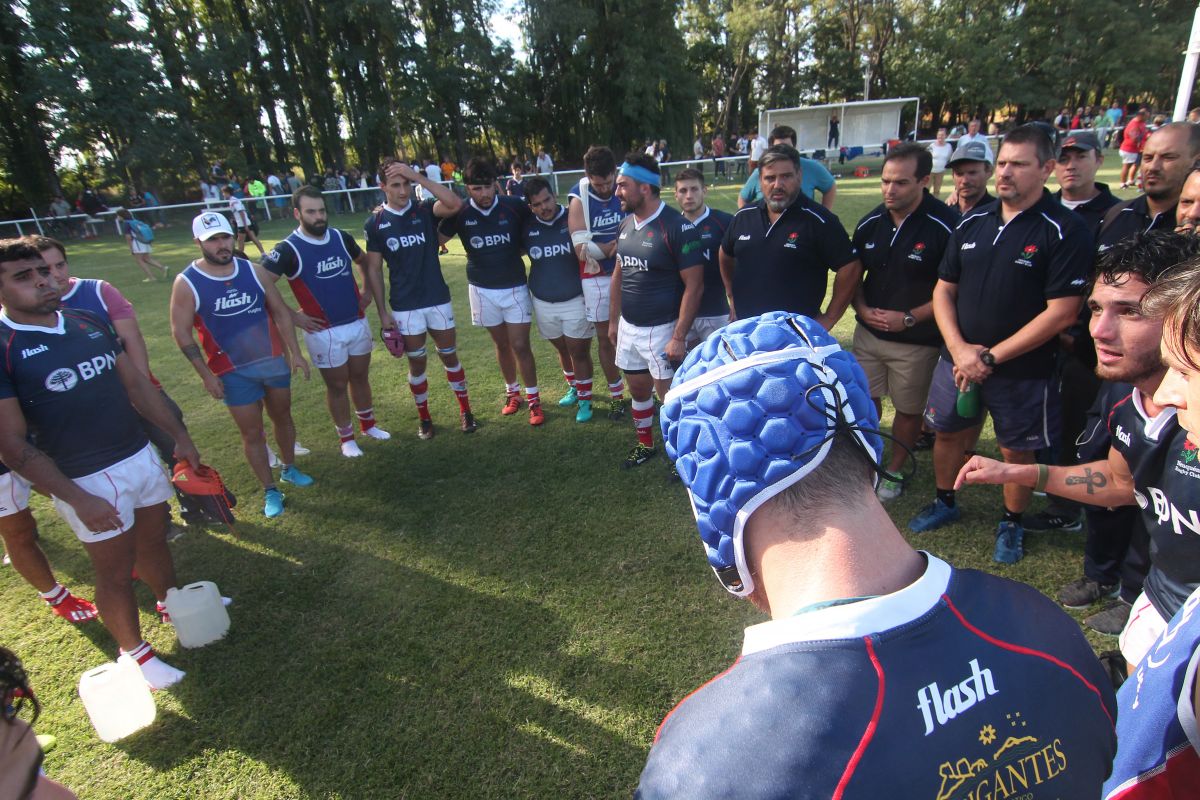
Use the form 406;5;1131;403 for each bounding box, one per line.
522;205;582;303
438;195;531;289
617;202;704;327
364;199;452;312
686;206;732;318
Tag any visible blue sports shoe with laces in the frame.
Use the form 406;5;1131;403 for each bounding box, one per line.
263;488;285;518
280;464;314;487
993;521;1025;564
907;499;961;532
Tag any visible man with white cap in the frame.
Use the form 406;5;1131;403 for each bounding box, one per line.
170;212;313;519
635;311;1117;798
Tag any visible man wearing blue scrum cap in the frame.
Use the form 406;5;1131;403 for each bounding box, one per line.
636;311;1117;799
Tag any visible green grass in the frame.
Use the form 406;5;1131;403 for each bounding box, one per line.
2;163;1137;798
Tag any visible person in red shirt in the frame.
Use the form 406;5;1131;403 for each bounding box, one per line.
1120;108;1150;189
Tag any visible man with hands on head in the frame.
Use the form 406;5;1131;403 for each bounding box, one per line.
0;239;202;690
172;212;313;520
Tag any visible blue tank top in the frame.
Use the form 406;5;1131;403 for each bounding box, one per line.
263;229;363;328
568;179;626;276
180;258;283;376
59;278;112;325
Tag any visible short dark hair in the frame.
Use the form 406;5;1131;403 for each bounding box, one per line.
768;125;797;147
291;184;324;209
883;142;932;179
759;144;801;171
622;152;661;196
463;157;496;186
26;235;66;258
674;167;704;186
524;176;553;200
0;238;43;266
1000;125;1056;165
583;146;616;178
1096;231;1200;292
1151;121;1200;159
511;160;524;171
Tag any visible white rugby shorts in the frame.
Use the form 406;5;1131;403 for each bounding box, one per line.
53;443;172;543
469;284;532;327
1119;591;1169;668
0;471;31;518
304;317;373;369
581;276;611;324
689;314;730;347
533;295;594;340
615;317;678;380
391;302;456;336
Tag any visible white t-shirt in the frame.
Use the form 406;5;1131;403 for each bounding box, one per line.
229;197;250;227
928;141;953;172
537;154;554;173
750;136;768;161
957;132;995;161
425;163;442;183
693;139;703;159
1060;197;1089;210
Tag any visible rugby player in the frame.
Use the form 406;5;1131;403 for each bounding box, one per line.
567;146;627;419
608;153;704;468
222;185;266;258
365;160;474;438
171;212;314;518
523;177;595;422
672;168;731;345
439;157;543;426
262;186;391;456
958;232;1200;669
0;239;203;689
637;312;1116;798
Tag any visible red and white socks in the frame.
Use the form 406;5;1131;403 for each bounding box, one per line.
121;641;185;690
336;423;362;458
576;378;593;402
40;583;98;623
410;373;432;421
357;407;390;440
632;397;655;447
609;379;625;401
445;362;471;413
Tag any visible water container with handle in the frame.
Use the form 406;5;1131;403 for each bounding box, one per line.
78;656;156;742
165;581;230;648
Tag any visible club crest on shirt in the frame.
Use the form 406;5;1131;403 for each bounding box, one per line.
909;242;927;261
1015;243;1038;267
784;231;800;249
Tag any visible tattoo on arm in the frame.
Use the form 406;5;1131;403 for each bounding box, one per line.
11;442;45;472
180;343;203;363
1065;466;1108;494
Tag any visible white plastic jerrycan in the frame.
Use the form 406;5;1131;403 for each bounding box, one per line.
164;581;230;648
78;656;156;742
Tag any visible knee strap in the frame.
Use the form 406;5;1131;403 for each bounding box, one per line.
436;345;457;355
407;346;427;359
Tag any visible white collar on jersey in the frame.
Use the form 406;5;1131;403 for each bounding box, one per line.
534;205;566;226
1131;386;1178;441
740;552;950;654
683;206;711;226
291;227;331;245
59;277;83;302
0;309;65;334
385;201;413;217
631;200;665;231
470;197;500;216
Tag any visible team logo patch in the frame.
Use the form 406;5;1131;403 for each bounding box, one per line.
386;237;400;252
784;231;800;250
1184;440;1198;464
264;250;279;263
469;236;485;249
1015;243;1038;268
908;242;927;261
529;246;543;260
45;367;79;392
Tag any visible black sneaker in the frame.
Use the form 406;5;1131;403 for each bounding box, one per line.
460;412;478;433
913;431;935;451
417;419;435;440
1057;577;1119;609
608;398;627;421
667;462;680;482
1023;511;1083;532
1085;599;1132;636
621;443;656;469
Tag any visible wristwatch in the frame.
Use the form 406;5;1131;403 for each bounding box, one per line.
902;312;916;328
980;349;996;367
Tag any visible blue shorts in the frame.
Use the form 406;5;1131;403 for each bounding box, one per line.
923;357;1060;451
221;358;291;407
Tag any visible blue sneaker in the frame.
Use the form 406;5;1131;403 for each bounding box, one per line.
280;464;314;487
993;521;1025;564
558;386;578;407
908;499;961;532
263;488;285;518
575;399;592;423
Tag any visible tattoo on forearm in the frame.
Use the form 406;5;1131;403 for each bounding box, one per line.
180;343;203;362
11;443;45;471
1065;467;1107;495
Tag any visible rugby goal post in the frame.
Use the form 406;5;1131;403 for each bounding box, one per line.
759;97;920;153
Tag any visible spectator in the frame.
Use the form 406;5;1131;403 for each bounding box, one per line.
738;125;837;210
711;132;726;180
116;208;169;282
1119;108;1150;189
927;127;953;196
827;112;840;148
945;140;995;216
141;188;166;227
505;160;526;199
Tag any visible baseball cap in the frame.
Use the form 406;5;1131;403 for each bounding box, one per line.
947;140;992;166
192;211;233;241
1060;131;1100;153
660;312;881;597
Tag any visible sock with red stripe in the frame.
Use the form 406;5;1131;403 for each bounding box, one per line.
409;373;431;421
506;381;520;396
121;640;186;690
335;424;354;443
576;378;593;401
609;379;625;401
632;397;655;447
39;583;69;606
562;370;575;389
444;362;471;412
524;385;540;405
355;407;377;433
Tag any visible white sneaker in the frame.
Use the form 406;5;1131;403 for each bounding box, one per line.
267;443;309;468
130;654;186;691
363;426;391;441
341;440;364;458
293;442;310;456
876;477;904;502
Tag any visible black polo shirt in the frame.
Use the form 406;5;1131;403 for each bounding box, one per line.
1096;195;1177;252
938;189;1092;380
956;191;995;217
1053;183;1120;235
720;194;857;319
853;191;959;347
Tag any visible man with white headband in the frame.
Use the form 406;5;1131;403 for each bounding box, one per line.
636;311;1117;798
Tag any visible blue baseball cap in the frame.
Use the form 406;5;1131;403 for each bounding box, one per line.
660;312;881;597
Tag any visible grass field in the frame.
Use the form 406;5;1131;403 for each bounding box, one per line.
1;161;1140;799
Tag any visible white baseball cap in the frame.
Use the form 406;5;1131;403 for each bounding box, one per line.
192;211;234;241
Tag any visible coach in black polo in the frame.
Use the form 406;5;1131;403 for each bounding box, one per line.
1097;122;1199;250
909;125;1092;566
851;143;959;502
719;144;860;329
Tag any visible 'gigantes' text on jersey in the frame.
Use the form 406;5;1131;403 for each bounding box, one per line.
363;199;452;312
1108;389;1200;620
523;205;583;303
263;228;364;328
938;189;1091;380
179;259;284;376
617;203;704;327
568;179;626;276
439;195;531;289
0;309;148;478
687;206;733;317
